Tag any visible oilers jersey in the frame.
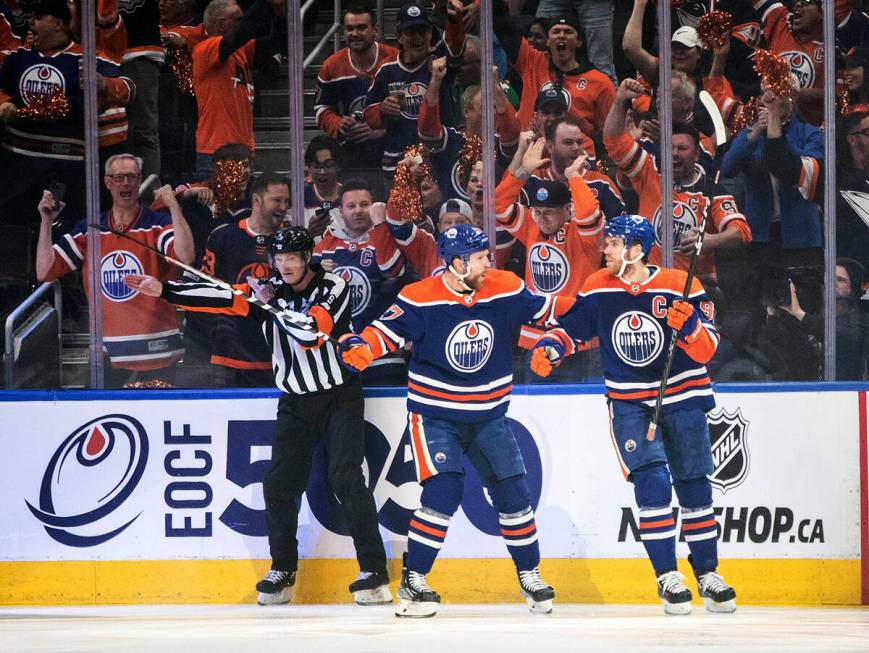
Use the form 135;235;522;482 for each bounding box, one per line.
200;218;272;370
314;42;399;137
312;222;406;332
363;24;464;175
0;42;130;162
42;208;184;371
552;266;718;414
359;269;560;422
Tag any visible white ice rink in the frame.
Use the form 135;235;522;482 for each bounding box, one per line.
1;604;868;653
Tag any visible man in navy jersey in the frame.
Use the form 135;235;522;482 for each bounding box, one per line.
531;214;737;615
340;225;558;618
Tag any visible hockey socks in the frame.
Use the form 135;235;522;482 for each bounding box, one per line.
674;477;719;574
406;473;463;574
638;506;678;574
499;507;540;571
632;464;677;575
407;508;450;574
681;507;719;572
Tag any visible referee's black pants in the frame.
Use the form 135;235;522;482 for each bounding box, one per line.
264;377;387;576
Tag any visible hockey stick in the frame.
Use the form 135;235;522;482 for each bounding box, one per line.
646;119;728;441
87;222;346;350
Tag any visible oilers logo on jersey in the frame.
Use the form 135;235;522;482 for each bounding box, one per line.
781;50;815;89
335;266;372;317
100;251;143;302
611;311;664;367
528;243;570;293
399;81;427;120
652;199;697;248
445;320;494;372
20;64;64;104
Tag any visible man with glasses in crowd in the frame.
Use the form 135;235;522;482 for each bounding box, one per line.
34;153;195;386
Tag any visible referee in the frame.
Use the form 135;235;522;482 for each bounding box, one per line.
124;226;390;606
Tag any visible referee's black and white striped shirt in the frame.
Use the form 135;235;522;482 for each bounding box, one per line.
161;266;353;395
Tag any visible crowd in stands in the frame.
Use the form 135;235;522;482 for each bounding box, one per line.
1;0;868;387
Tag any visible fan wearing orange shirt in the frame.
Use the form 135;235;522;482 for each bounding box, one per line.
602;79;752;288
493;3;615;159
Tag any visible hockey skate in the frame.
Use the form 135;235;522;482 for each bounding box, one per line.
256;570;295;606
349;571;392;605
395;567;440;618
696;570;737;613
518;568;555;614
656;570;693;615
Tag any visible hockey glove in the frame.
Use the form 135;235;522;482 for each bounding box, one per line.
339;334;373;372
530;336;566;378
666;299;701;339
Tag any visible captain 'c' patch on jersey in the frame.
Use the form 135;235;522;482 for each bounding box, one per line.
100;251;143;302
445;320;494;373
335;266;371;317
611;311;664;367
528;243;570;293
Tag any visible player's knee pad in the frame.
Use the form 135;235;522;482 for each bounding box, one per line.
631;463;672;508
420;471;464;517
488;474;531;515
673;476;712;510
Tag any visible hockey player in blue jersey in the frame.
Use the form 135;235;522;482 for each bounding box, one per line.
340;224;559;617
531;214;737;615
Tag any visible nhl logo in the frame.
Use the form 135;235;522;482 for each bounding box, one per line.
707;408;750;493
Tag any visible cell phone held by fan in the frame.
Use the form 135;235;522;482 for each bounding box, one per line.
47;181;67;211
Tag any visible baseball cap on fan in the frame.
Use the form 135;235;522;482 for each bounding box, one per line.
535;87;569;111
438;198;473;220
397;3;430;32
672;26;700;48
524;179;572;208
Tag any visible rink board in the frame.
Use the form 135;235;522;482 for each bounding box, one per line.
0;384;866;605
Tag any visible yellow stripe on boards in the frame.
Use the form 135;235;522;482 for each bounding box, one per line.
0;559;860;606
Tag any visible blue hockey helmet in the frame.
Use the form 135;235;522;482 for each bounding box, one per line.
604;214;655;256
437;224;490;263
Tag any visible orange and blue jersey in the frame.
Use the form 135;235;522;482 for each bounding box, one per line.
604;131;751;283
358;269;560;422
551;266;719;415
313;223;406;332
41;208;184;371
0;42;132;162
315;42;399;138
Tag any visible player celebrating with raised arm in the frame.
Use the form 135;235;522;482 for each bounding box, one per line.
340;224;559;618
530;215;737;615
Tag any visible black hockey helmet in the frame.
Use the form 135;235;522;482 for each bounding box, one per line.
269;226;314;258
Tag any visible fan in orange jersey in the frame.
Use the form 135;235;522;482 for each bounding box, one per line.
603;79;752;288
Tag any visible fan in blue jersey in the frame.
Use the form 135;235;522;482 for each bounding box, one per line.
340;224;561;618
532;214;738;615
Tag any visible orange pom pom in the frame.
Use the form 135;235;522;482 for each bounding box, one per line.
18;89;71;122
697;11;733;50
